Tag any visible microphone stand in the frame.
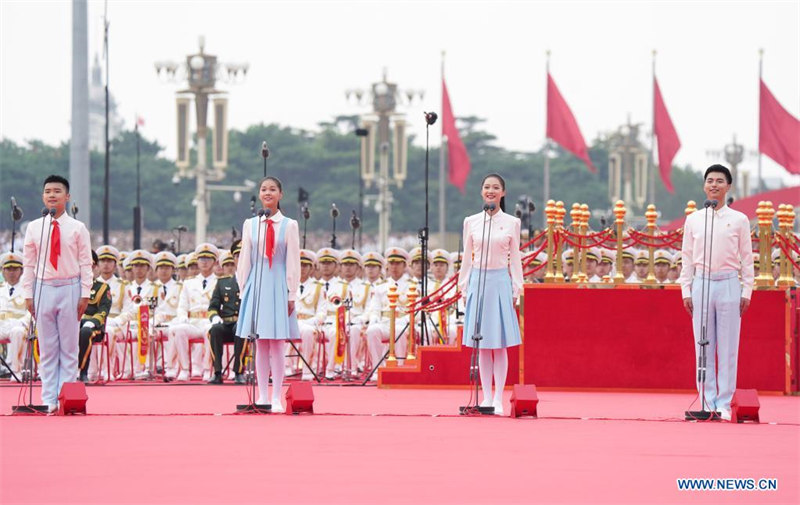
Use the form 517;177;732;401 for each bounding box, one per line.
361;322;410;386
460;205;496;415
237;209;271;413
13;208;55;414
301;204;310;250
685;200;718;421
261;141;269;177
418;112;436;347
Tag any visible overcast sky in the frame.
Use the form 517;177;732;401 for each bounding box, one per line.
2;0;799;189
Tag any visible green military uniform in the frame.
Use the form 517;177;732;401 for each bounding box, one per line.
207;274;245;383
79;279;113;380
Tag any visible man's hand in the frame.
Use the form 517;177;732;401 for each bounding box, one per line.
26;299;35;319
288;301;295;316
683;297;693;316
77;297;89;320
740;297;750;316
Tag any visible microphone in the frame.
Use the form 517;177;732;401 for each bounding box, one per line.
424;111;438;126
40;207;49;217
263;208;272;218
350;210;360;229
11;197;22;221
483;203;496;212
71;203;79;217
302;204;310;220
703;199;719;209
261;141;270;159
48;207;56;217
528;201;536;213
330;204;339;219
175;225;188;232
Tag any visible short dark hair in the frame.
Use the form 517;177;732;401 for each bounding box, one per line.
704;164;732;185
43;174;70;192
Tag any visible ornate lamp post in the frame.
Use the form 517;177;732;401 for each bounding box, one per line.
155;36;248;245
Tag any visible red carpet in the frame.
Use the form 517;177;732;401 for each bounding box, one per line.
1;383;798;505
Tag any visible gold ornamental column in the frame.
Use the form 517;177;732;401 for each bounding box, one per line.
405;284;418;365
386;284;399;367
777;204;796;288
613;200;627;284
755;201;775;288
643;204;658;285
577;204;590;284
554;201;566;283
544;200;557;283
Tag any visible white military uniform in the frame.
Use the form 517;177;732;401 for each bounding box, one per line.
0;277;31;378
296;276;326;379
365;273;411;376
170;273;216;380
113;277;158;379
154;277;182;376
318;276;352;378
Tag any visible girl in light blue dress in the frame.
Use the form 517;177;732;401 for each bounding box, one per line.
457;174;523;415
236;177;300;413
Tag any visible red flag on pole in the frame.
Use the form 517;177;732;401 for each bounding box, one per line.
653;78;680;193
546;73;595;173
760;79;800;175
442;77;471;193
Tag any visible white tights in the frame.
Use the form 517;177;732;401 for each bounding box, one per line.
479;349;508;407
256;340;286;406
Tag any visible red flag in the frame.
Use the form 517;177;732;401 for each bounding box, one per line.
546;73;595;173
442;78;471;193
760;79;800;175
653;78;681;193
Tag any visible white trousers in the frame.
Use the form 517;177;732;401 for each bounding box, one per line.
365;317;409;371
1;319;28;374
170;321;211;376
34;278;80;406
691;271;742;413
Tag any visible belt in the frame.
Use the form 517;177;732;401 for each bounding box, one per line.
222;315;238;323
159;315;175;322
381;310;394;318
0;312;27;320
297;314;314;320
189;310;209;319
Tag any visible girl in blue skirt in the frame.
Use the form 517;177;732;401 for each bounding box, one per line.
236;176;300;413
457;173;523;415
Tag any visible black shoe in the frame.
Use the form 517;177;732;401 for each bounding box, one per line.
79;371;89;383
207;373;223;385
234;373;246;385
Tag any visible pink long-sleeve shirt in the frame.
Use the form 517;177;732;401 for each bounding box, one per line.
678;205;755;299
22;213;93;298
457;210;524;299
236;211;300;302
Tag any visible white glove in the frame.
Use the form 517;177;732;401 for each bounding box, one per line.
211;315;223;325
83;320;95;329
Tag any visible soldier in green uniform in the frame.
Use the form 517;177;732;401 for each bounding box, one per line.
207;242;245;384
78;250;113;383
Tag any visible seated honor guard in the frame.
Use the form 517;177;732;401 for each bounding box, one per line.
339;249;368;376
296;249;325;380
207;242;245;384
316;247;351;379
598;249;616;281
356;251;385;368
561;249;574;281
152;251;181;378
526;252;547;284
185;252;199;279
621;249;639;283
585;247;601;282
113;250;158;379
176;254;188;281
429;249;455;344
0;252;31;381
365;247;411;377
96;245;128;380
654;249;672;283
78;250;112;383
633;249;649;282
170;243;219;381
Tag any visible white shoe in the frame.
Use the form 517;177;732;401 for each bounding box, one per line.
492;400;504;416
271;400;285;414
718;409;731;421
480;398;492;408
256;397;270;406
47;404;59;414
177;371;189;381
202;371;211;381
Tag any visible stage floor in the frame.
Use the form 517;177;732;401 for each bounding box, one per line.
1;383;798;505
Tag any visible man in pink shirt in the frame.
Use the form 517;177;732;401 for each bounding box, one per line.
678;165;754;421
22;175;92;412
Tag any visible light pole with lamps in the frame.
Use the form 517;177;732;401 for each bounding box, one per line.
155;36;248;246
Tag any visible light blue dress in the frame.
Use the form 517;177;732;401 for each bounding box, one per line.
462;268;521;349
236;217;299;340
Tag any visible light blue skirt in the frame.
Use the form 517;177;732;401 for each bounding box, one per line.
462;268;521;349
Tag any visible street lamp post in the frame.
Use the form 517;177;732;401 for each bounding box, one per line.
347;69;422;251
155;36;247;246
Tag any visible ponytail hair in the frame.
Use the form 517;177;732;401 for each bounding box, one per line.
481;173;506;212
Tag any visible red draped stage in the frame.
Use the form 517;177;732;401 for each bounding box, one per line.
379;285;797;393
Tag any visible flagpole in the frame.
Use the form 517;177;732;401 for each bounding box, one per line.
543;50;550;227
650;49;657;207
757;48;764;193
439;50;447;249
